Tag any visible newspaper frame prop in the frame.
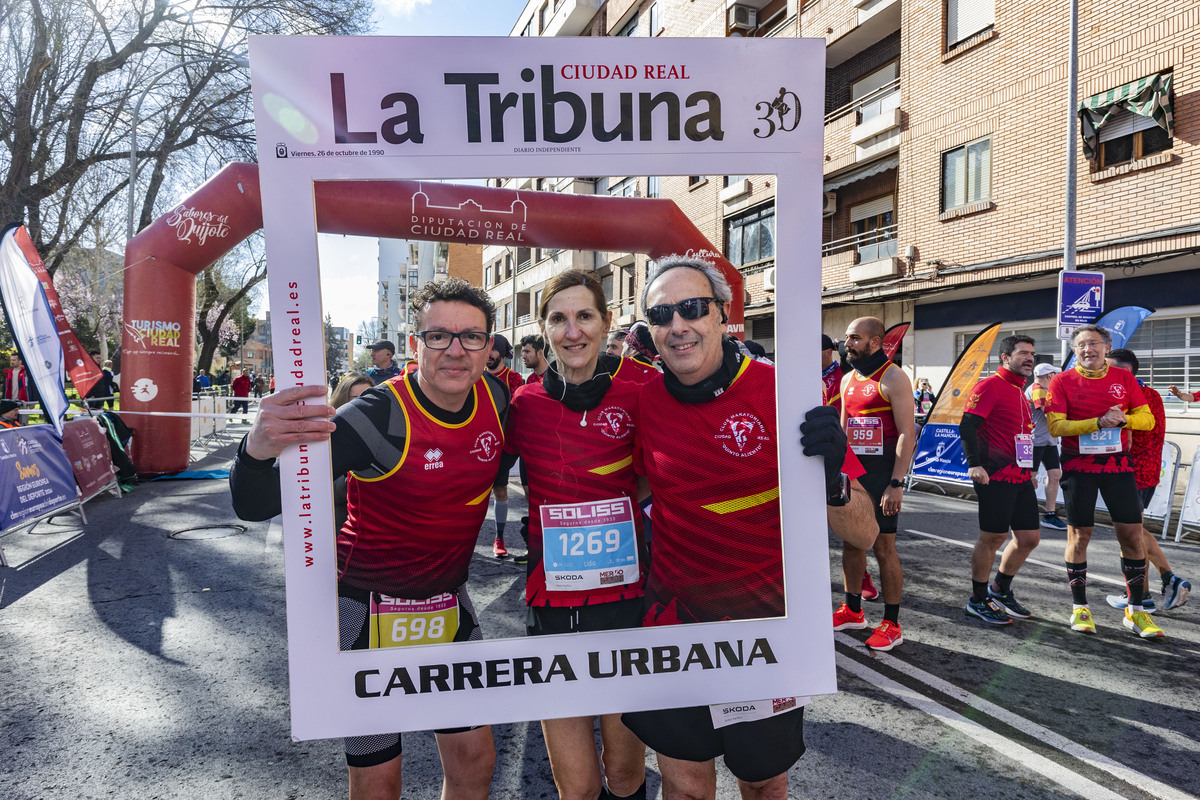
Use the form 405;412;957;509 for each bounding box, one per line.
250;35;828;740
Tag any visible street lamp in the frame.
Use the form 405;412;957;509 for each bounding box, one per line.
126;54;250;241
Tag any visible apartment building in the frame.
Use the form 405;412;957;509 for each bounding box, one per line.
502;0;1199;439
378;238;483;358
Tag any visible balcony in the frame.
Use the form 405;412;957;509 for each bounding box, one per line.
826;79;901;165
822;224;897;261
825;0;902;69
541;0;603;37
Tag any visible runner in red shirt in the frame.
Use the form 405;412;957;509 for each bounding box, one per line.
960;336;1041;626
521;334;549;384
1103;349;1190;613
1046;324;1161;638
504;270;654;800
622;255;877;800
837;316;916;652
230;278;505;799
820;334;844;413
485;333;526;558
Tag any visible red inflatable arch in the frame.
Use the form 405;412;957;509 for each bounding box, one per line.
122;162;744;475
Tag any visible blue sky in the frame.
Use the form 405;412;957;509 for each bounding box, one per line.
374;0;531;36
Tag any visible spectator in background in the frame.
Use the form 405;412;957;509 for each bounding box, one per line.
231;369;252;415
1104;349;1190;612
4;353;28;402
743;339;774;365
1027;364;1067;531
913;378;935;416
520;334;550;384
0;399;20;429
606;328;630;356
1168;385;1198;402
365;339;402;384
84;351;119;410
252;373;265;399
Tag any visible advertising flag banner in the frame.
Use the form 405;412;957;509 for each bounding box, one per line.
0;424;79;531
9;226;102;397
250;34;828;740
912;321;1003;486
882;321;910;363
1062;305;1153;371
925;321;1002;426
0;228;71;433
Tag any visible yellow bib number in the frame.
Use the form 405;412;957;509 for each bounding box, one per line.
369;592;459;648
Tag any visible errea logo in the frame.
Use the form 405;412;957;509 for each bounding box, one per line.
424;448;444;471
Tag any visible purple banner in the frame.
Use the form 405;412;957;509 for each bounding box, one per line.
0;424;78;530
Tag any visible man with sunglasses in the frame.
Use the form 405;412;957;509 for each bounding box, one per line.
623;255;877;800
230;277;507;800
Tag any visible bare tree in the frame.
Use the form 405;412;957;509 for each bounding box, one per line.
0;0;371;274
194;235;265;373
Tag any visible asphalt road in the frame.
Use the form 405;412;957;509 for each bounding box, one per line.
1;428;1197;799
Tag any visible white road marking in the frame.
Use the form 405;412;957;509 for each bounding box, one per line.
836;633;1194;800
905;528;1125;586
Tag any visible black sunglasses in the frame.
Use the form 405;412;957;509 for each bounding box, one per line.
645;297;719;327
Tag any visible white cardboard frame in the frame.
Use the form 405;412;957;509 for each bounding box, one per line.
250;34;829;741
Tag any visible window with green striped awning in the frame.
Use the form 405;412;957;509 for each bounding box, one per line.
1078;72;1173;160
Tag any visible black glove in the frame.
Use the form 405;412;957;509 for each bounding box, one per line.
800;405;847;491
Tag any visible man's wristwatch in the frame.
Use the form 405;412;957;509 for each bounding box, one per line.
888;478;903;489
827;473;851;507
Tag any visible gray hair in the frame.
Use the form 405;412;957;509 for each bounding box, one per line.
1070;323;1112;348
641;254;733;313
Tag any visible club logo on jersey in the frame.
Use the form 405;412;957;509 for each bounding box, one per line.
424;448;444;471
859;384;877;399
471;431;501;462
1109;383;1126;401
595;406;634;439
715;412;771;457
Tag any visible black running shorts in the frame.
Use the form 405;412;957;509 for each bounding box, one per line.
622;704;805;783
973;479;1040;534
1062;471;1141;527
527;597;644;636
857;470;899;534
1138;486;1156;512
337;583;482;767
1032;445;1061;472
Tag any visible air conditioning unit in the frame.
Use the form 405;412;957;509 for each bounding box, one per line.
822;191;837;217
727;4;757;33
763;267;777;292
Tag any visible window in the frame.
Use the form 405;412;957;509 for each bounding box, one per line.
616;14;637;36
538;2;548;33
941;138;991;212
521;19;532;37
723;175;748;187
688;175;704;187
852;62;900;124
600;273;614;303
648;3;661;35
725;203;776;269
954;326;1055;376
850;196;896;262
609;177;637;197
534;288;544;316
946;0;994;50
484;262;493;287
1098;108;1172;169
646;175;661;198
1126;316;1196;405
503;302;512;328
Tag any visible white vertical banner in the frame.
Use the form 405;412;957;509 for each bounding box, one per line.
0;228;70;433
1175;446;1200;541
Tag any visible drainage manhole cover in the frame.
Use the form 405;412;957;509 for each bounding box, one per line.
169;524;247;541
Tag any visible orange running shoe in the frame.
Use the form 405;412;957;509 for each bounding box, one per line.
861;572;880;601
865;620;903;652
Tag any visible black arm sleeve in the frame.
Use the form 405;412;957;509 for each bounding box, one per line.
959;412;984;469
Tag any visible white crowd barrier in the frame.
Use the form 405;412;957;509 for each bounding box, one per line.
1174;445;1200;543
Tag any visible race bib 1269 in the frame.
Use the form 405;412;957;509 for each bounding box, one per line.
541;497;639;591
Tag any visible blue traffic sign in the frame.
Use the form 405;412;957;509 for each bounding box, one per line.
1057;271;1105;340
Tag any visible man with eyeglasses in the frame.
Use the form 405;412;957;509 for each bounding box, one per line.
621;254;877;800
230;278;507;800
1045;324;1162;638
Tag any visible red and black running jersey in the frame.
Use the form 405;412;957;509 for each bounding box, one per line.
526;369;546;385
822;362;843;414
506;359;652;607
623;357;659;381
338;372;504;598
1045;364;1152;474
842;361;902;471
1131;379;1166;490
962;366;1032;484
634;358;783;625
491;365;525;397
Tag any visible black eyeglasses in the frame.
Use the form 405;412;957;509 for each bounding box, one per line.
413;330;490;351
645;297;718;327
